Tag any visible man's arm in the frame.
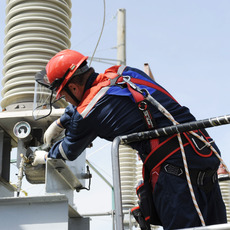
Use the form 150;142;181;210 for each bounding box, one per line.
43;104;76;146
48;111;97;161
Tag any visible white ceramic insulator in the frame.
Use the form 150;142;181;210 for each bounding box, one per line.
119;144;137;228
218;174;230;222
2;0;72;109
119;145;137;208
136;159;143;204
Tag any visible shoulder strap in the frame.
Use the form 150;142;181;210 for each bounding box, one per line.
117;65;127;75
78;67;123;117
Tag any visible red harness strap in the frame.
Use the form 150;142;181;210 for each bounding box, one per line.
143;134;189;178
116;75;159;151
116;76;179;103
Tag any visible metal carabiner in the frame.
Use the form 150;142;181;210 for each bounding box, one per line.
118;75;142;92
117;75;151;98
116;75;131;85
140;88;150;98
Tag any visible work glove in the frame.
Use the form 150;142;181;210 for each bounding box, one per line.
32;150;48;166
43;120;64;147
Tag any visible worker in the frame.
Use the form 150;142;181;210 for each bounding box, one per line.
34;49;227;230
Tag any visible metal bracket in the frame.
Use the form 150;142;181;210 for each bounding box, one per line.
46;159;83;206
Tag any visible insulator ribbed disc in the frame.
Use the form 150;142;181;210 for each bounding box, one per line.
119;145;137;209
2;0;72;109
219;175;230;223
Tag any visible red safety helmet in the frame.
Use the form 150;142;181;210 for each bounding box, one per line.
45;49;88;98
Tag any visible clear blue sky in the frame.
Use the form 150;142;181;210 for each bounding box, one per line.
1;1;230;229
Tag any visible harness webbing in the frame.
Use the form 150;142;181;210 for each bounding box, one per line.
119;77;178;103
118;71;228;226
143;134;189;172
145;90;229;226
144;91;206;226
79;65;178;118
77;65;229;226
116;73;229;227
116;66;158;148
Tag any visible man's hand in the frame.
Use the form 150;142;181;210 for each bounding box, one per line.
43;119;64;146
32;150;48;166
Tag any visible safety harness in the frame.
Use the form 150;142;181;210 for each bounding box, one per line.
69;65;223;229
109;66;221;229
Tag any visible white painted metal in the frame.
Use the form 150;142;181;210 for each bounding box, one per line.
2;0;71;110
0;108;65;146
45;158;84;207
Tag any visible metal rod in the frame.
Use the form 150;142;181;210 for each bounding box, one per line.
86;159;113;189
82;211;114;217
82;210;131;217
17;153;26;197
111;136;124;230
121;114;230;144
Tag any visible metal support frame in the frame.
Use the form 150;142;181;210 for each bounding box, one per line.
0;128;11;182
46;158;84;206
111;136;124;230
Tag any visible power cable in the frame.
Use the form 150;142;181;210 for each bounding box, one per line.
87;142;111;158
89;0;106;67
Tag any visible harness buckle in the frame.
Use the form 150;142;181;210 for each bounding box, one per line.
109;75;122;86
164;164;183;177
118;75;143;91
116;75;151;98
191;137;213;151
138;101;148;111
197;171;206;186
197;170;218;186
117;76;135;88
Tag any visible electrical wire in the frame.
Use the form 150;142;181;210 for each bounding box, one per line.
87;142;111;158
32;91;65;121
89;0;106;67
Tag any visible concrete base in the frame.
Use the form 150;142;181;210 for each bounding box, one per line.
0;195;89;230
0;179;15;197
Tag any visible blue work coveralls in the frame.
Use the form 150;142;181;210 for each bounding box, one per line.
48;65;226;229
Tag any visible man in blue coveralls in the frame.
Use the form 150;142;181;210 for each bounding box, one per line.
33;49;227;230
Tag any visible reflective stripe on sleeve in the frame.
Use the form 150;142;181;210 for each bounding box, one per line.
59;142;68;160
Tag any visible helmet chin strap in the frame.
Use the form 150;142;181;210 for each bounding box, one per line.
64;85;81;105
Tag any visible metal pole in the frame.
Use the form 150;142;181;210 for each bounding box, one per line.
144;63;155;80
115;12;126;227
111;136;124;230
117;9;126;66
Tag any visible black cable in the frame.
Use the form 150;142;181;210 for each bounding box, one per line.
33;91;65;121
